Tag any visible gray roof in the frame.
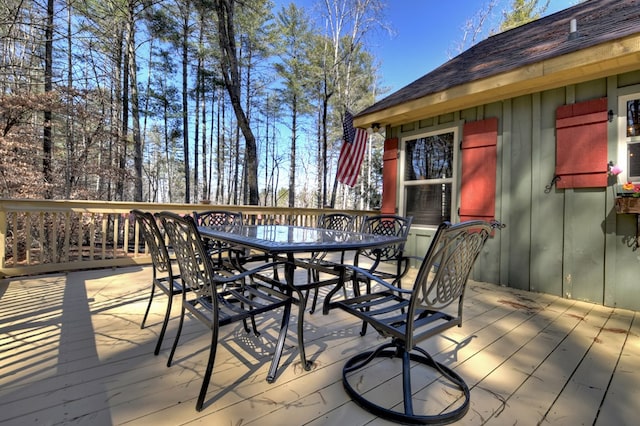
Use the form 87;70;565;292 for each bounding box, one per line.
357;0;640;118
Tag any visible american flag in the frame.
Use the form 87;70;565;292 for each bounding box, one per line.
336;111;368;187
342;110;356;144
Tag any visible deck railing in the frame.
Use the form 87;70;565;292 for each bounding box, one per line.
0;199;373;278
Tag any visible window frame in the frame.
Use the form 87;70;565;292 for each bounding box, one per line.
399;123;460;228
617;88;640;183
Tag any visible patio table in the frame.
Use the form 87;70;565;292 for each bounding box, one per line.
198;223;406;374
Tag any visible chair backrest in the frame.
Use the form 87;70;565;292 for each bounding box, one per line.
158;212;217;303
131;209;172;275
317;213;356;232
193;210;243;229
410;220;492;318
358;214;413;262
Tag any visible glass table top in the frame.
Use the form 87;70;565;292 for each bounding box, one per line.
198;224;405;254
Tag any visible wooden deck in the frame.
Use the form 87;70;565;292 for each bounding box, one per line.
1;265;639;425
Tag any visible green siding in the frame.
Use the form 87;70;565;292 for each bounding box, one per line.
406;228;435;267
562;188;606;303
507;96;533;290
530;88;565;296
612;213;640;310
395;70;640;311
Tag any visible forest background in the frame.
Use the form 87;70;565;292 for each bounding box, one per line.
0;0;559;209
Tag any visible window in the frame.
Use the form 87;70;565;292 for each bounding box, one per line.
627;98;640;180
618;92;640;183
401;130;456;226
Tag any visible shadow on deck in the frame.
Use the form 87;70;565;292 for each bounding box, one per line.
0;266;638;425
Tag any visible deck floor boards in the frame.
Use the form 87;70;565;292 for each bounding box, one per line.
1;265;638;425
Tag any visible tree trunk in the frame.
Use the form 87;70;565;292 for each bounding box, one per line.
118;31;129;202
181;4;191;203
194;61;200;203
43;0;54;199
126;1;143;202
288;95;297;208
64;3;74;199
197;18;207;201
321;86;331;207
214;0;259;205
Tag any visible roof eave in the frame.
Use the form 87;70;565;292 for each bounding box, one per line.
354;34;640;129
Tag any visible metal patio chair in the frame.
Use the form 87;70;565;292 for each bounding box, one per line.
132;209;184;355
304;213;356;313
355;214;414;289
193;210;243;227
157;211;292;412
351;214;414;334
335;220;498;424
193;210;244;268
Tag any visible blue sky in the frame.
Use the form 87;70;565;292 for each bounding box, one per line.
371;0;580;92
274;0;580;93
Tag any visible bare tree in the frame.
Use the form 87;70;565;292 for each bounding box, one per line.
319;0;387;208
213;0;259;205
0;0;388;207
126;0;144;202
448;0;553;58
448;0;498;58
43;0;54;199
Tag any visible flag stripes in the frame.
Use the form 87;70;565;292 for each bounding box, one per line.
336;125;368;187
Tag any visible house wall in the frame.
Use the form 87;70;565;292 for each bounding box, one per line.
390;69;640;311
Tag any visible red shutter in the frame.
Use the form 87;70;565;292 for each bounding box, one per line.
460;118;498;222
555;98;608;188
381;138;398;215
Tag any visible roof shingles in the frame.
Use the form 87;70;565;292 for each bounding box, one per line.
358;0;640;117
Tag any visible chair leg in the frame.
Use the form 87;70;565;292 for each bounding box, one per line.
295;289;311;371
238;287;260;336
266;300;292;383
359;280;372;336
167;305;186;367
308;287;319;314
360;321;368;336
153;288;172;355
308;267;321;314
140;282;156;329
195;326;219;412
401;348;414;416
250;316;260;336
241;318;251;333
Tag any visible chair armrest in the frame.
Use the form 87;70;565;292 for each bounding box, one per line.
344;264;413;295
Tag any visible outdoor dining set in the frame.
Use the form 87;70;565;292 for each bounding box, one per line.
132;209;501;424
